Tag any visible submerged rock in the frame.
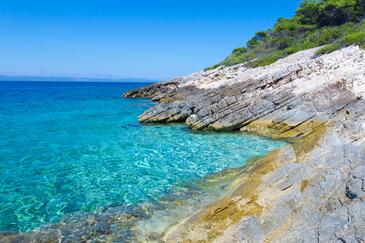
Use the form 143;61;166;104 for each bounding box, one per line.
124;46;365;242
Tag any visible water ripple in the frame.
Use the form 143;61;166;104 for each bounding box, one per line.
0;82;285;232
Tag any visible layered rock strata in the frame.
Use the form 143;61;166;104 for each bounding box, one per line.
125;46;365;242
1;46;364;243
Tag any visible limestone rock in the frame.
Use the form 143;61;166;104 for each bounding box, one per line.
123;46;365;242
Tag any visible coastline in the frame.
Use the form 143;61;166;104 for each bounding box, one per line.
124;46;365;241
0;100;283;243
130;112;329;242
1;46;364;242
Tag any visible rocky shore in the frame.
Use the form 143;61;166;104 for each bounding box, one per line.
124;46;365;242
1;46;364;243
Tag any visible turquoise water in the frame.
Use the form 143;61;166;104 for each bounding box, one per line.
0;81;285;232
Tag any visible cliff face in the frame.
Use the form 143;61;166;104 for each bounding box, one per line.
125;46;365;242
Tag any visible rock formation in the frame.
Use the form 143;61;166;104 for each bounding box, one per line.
2;46;364;243
124;46;365;242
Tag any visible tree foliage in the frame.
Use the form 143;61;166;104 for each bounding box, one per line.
207;0;365;70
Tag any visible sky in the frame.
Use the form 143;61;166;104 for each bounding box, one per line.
0;0;301;80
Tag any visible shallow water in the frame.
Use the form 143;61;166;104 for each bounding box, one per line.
0;81;285;232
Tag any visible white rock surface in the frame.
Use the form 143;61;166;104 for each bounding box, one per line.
124;46;365;242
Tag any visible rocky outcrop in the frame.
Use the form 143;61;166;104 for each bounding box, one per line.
124;46;365;242
2;46;363;243
124;81;178;100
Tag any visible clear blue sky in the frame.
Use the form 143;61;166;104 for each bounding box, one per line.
0;0;301;80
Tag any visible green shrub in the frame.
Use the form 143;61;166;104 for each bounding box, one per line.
277;37;296;50
315;43;341;55
307;27;342;44
249;51;285;67
341;32;365;46
220;51;256;67
284;46;302;55
205;48;256;70
275;18;303;33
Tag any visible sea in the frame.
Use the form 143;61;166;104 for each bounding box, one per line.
0;81;285;232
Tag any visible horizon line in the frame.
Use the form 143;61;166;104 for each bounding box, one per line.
0;74;161;83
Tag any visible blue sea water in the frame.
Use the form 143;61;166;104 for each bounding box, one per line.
0;81;285;232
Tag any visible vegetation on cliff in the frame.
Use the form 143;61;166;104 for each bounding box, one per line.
208;0;365;69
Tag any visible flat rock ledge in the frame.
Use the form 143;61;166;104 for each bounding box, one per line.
124;46;365;242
